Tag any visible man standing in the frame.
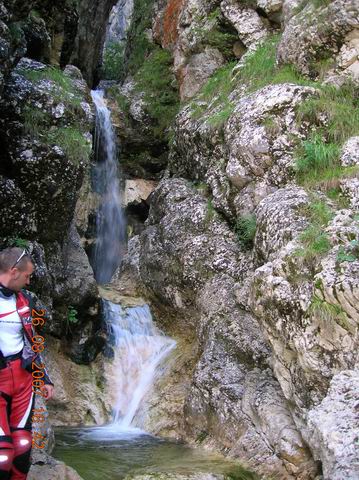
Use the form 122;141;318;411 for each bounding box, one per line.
0;247;54;480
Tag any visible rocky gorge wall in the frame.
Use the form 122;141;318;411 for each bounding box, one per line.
110;0;359;479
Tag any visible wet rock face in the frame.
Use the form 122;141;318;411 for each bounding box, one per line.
106;79;170;180
106;0;134;45
0;0;28;96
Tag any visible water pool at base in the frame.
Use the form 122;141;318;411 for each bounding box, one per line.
53;426;260;480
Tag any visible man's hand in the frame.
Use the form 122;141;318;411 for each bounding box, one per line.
42;384;54;400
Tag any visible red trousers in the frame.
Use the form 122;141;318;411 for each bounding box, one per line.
0;359;34;480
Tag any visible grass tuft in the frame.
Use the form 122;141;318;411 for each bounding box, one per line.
295;199;333;264
295;82;359;190
308;295;349;329
235;214;257;249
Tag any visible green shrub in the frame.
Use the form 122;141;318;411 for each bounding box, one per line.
8;237;29;248
68;306;78;324
66;306;79;335
102;41;125;80
134;48;180;137
235;214;257;249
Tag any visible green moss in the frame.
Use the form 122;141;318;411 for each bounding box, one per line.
20;66;82;106
8;22;24;45
263;117;281;136
207;104;235;127
102;41;125;80
235;214;257;249
29;9;41;18
134;48;180;138
204;28;238;59
107;86;131;118
196;430;208;443
337;240;359;263
23;104;90;165
225;465;261;480
23;106;50;137
45;127;91;165
204;198;215;224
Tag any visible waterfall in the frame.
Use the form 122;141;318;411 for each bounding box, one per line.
103;300;176;430
90;90;175;435
91;89;126;284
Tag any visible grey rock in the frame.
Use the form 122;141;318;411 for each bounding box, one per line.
306;371;359;480
105;0;134;45
254;186;309;262
220;0;268;48
180;47;225;101
341;136;359;167
277;0;359;77
28;461;84;480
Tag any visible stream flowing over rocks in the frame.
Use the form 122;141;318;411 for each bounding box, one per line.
0;0;359;479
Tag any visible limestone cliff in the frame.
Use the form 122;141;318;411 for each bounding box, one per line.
111;0;359;479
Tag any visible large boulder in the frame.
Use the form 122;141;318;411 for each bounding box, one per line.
131;177;318;478
170;83;316;218
277;0;359;80
306;370;359;480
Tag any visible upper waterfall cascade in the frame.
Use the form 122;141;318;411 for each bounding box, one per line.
91;89;126;285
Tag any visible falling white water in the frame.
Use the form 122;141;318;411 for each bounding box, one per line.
103;300;176;430
91;90;126;284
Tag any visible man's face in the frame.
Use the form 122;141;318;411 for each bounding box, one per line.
9;260;34;291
